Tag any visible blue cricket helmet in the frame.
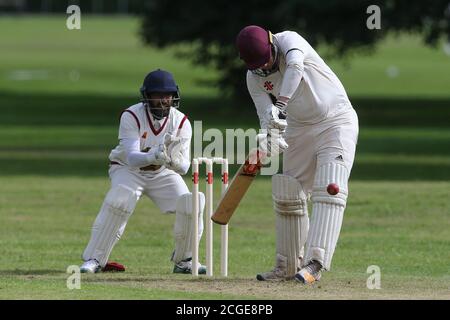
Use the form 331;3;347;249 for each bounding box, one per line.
140;69;181;109
141;69;178;93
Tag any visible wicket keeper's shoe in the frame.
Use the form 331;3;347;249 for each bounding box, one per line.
102;261;125;272
80;259;101;273
173;257;207;275
294;260;322;284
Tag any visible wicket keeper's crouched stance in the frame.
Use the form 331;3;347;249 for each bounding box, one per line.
80;69;206;274
236;26;359;284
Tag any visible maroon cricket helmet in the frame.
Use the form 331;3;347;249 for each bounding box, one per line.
236;25;272;70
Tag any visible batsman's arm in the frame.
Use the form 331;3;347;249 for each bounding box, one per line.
246;72;288;130
246;71;276;129
277;31;307;108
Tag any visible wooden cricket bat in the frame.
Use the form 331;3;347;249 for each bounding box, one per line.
211;149;266;225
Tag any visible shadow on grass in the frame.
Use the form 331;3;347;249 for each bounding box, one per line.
1;91;449;127
0;92;258;127
0;92;449;180
1;157;450;181
351;96;450;128
350;161;450;181
0;269;63;276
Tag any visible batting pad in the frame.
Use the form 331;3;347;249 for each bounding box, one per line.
305;161;349;270
82;184;139;267
273;174;309;277
172;192;205;263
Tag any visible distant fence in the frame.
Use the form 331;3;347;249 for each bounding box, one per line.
0;0;144;14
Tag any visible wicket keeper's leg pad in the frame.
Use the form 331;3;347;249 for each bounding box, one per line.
83;184;139;267
272;174;309;277
172;192;205;263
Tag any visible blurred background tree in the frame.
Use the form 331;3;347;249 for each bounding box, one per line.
141;0;450;98
0;0;144;14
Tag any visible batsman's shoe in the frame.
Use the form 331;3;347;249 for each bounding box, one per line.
173;257;207;275
80;259;101;273
256;267;289;281
256;255;303;281
295;260;322;284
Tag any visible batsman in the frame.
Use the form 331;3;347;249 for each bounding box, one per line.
236;26;359;284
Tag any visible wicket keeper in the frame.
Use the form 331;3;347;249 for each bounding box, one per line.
80;69;206;274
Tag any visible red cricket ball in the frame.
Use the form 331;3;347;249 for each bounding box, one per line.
327;183;339;195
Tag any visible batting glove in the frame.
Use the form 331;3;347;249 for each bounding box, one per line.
265;105;288;131
274;100;288;116
257;129;289;158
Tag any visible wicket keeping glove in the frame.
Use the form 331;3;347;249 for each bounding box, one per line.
147;144;170;166
163;133;190;174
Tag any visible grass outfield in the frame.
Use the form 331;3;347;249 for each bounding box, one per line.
0;15;449;299
0;15;218;97
0;177;449;299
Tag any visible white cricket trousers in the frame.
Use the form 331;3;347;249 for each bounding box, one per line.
82;165;189;265
283;108;359;192
108;165;190;213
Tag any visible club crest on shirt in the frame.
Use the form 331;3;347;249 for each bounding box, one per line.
264;81;274;91
141;131;147;139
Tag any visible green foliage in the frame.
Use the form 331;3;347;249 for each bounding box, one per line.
141;0;450;97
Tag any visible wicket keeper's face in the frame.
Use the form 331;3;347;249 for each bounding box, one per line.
149;92;174;108
147;92;174;119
